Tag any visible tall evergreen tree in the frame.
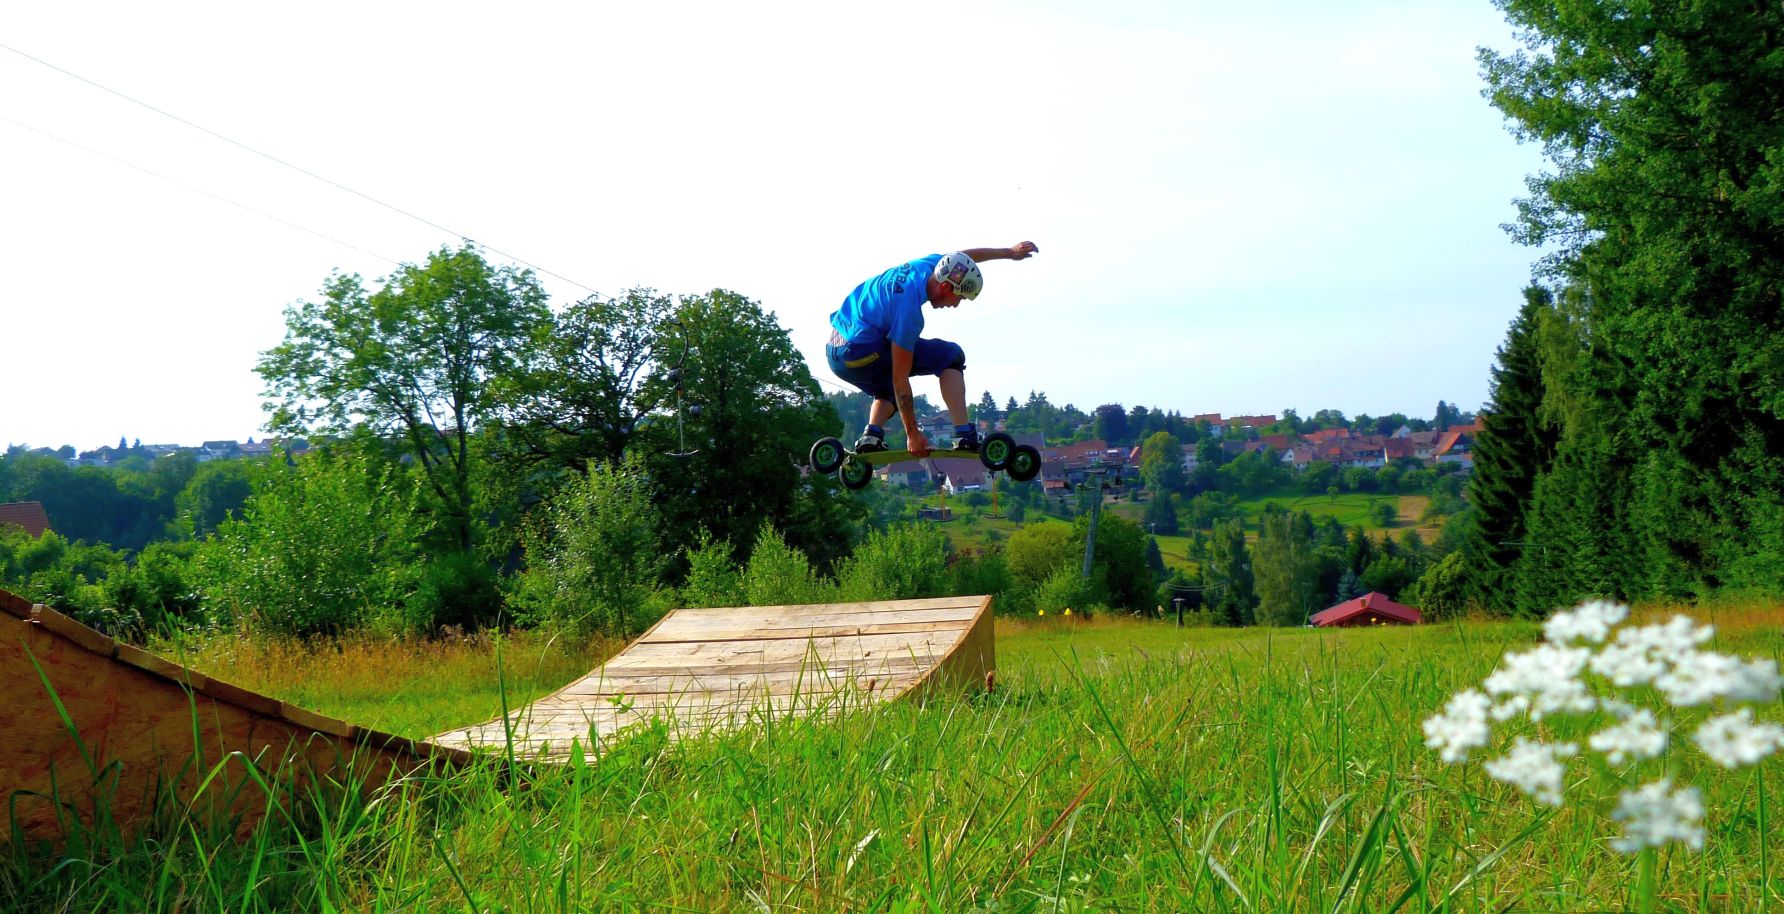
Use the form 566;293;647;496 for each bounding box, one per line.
1461;286;1559;612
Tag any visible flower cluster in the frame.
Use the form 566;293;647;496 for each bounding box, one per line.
1424;600;1783;854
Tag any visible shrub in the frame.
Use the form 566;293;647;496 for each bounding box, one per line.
1032;565;1093;616
513;456;666;636
741;523;832;606
835;523;949;602
679;532;741;609
191;449;427;637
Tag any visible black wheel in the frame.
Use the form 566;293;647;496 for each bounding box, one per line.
979;432;1016;472
809;436;846;475
1006;445;1041;482
839;458;873;490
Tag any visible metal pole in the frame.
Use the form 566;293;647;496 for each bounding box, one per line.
1174;596;1184;627
1081;470;1104;580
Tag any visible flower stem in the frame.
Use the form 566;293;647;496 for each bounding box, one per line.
1762;768;1772;914
1638;847;1656;914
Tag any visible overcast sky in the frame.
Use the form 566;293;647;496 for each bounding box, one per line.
1;1;1547;450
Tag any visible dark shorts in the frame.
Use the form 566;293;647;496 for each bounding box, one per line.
826;332;966;401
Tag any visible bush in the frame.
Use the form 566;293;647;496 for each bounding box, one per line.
191;450;427;637
513;456;666;636
741;523;832;606
406;551;503;633
1032;565;1094;616
678;532;741;609
835;523;950;602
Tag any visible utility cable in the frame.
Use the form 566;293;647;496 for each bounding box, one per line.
1;113;403;267
0;41;599;295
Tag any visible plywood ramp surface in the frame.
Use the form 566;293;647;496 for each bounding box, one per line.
429;595;995;761
0;588;467;844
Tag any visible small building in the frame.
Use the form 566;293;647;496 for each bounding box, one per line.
0;501;52;538
1310;592;1422;627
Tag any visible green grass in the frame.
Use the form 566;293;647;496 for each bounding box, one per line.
7;609;1782;912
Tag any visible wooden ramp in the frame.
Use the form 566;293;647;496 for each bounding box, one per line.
2;589;992;839
0;588;467;843
430;595;995;760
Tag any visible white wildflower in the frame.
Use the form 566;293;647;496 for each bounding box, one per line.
1657;651;1783;707
1483;643;1597;719
1543;599;1629;645
1609;778;1704;853
1587;615;1715;688
1693;708;1784;769
1483;737;1577;806
1423;689;1493;763
1587;707;1669;765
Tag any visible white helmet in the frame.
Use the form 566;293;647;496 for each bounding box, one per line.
933;252;983;300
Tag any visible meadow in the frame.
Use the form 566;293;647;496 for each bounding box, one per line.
6;605;1780;912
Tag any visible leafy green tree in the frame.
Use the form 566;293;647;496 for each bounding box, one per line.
1070;513;1148;612
258;244;549;553
1483;0;1784;603
1369;500;1397;528
636;290;850;570
677;532;741;609
174;457;257;538
1093;404;1130;446
1205;518;1255;625
1142;491;1180;536
1139;431;1186;494
1004;522;1076;591
740;523;831;606
496;288;679;477
1254;509;1317;626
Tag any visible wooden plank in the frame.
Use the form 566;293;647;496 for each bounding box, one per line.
639;618;975;645
605;632;958;668
645;605;981;638
666;596;980;621
553;662;929;696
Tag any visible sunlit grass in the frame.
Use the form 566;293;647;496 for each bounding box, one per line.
7;605;1779;912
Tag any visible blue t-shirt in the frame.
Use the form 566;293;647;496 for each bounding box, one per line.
829;254;941;351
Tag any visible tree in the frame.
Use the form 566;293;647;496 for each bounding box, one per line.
1092;404;1129;445
1483;0;1784;602
1142;491;1180;536
497;288;679;476
973;390;999;423
1071;513;1149;612
258;245;549;553
1254;509;1317;626
1139;431;1186;495
636;290;851;571
1461;286;1559;606
1204;518;1255;625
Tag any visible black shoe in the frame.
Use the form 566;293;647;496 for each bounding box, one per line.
853;434;888;453
949;435;981;454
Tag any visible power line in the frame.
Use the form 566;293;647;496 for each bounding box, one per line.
1;113;403;267
0;41;600;295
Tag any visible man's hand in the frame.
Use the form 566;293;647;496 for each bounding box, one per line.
907;429;933;458
1008;240;1039;260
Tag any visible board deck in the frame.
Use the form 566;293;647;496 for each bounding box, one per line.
430;594;995;761
845;448;987;467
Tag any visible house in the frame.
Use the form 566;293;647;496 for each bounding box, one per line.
1434;430;1475;464
1310;592;1422;627
198;440;242;462
238;439;273;458
1231;414;1277;431
1179;444;1199;474
933;459;988;495
0;501;52;538
877;459;932;489
917;505;953;521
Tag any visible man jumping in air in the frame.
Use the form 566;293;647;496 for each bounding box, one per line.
827;242;1039;458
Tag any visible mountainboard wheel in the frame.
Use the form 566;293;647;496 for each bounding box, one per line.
979;432;1016;472
1006;444;1041;482
809;436;846;475
839;458;873;490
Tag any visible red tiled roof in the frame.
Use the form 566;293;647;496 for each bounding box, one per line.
0;501;51;537
1306;427;1351;443
1435;430;1471;455
1310;592;1422;626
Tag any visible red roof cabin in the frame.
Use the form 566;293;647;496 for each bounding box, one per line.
0;501;52;538
1309;592;1422;627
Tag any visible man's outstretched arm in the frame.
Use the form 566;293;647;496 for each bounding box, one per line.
961;241;1040;263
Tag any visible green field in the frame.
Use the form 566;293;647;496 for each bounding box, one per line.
11;608;1781;912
